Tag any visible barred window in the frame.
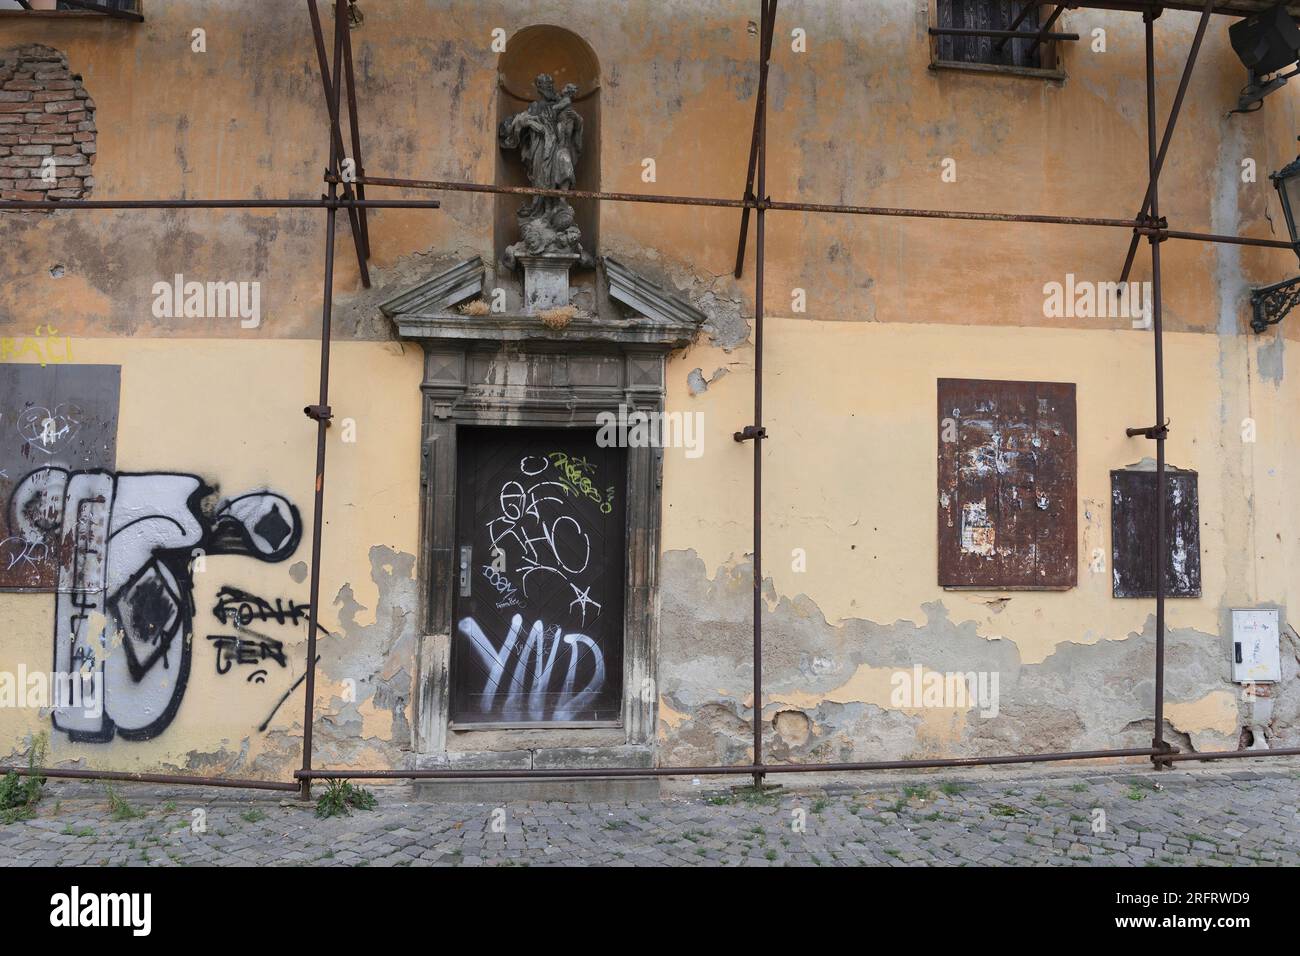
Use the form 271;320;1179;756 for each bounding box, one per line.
934;0;1059;72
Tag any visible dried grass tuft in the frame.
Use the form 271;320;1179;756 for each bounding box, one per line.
539;305;577;330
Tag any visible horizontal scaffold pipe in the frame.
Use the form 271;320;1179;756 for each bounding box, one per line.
296;748;1165;781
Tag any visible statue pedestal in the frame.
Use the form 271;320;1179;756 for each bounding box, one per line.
520;254;579;314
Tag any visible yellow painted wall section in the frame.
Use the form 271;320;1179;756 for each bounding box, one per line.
0;340;423;776
665;321;1259;660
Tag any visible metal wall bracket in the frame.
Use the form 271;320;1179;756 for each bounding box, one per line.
304;404;333;423
1151;738;1179;771
1126;420;1169;440
1249;274;1300;333
1135;213;1168;241
733;425;767;442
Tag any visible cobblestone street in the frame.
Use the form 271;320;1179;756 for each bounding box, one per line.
1;763;1297;867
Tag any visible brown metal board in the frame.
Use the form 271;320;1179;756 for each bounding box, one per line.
938;378;1078;589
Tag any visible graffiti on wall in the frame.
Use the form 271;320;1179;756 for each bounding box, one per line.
483;453;603;605
453;432;624;724
7;467;302;742
0;364;121;590
212;585;312;629
204;584;325;731
457;614;607;723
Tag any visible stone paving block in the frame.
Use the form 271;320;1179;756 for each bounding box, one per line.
3;766;1299;867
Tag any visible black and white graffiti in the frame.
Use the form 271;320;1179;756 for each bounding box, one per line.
456;613;606;722
7;467;302;742
485;453;600;619
206;631;288;677
453;440;622;724
212;585;311;628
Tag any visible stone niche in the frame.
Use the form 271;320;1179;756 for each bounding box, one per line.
493;26;601;295
379;256;707;771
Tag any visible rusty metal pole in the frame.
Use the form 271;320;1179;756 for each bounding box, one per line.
992;1;1044;54
298;3;346;801
307;0;370;288
751;0;771;789
341;5;371;259
734;0;777;278
1025;5;1066;58
1119;0;1215;284
1144;8;1173;771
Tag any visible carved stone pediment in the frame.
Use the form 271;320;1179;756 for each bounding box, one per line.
601;257;705;328
381;255;706;352
378;256;484;317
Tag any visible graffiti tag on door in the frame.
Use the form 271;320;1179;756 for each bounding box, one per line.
454;435;624;724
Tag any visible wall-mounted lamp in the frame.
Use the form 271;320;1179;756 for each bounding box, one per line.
1230;2;1300;112
1250;149;1300;333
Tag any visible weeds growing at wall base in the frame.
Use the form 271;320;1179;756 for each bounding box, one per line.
0;731;47;824
106;785;144;821
704;785;782;807
315;778;378;818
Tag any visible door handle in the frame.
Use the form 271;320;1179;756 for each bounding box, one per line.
458;545;472;597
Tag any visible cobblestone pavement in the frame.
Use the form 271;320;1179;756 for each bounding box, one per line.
1;764;1297;866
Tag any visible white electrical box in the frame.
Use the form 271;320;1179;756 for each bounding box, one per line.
1230;608;1281;683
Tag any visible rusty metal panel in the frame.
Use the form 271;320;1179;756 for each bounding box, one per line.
1110;468;1201;598
0;364;121;591
938;378;1077;589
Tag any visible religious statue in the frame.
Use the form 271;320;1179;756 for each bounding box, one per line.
498;73;594;271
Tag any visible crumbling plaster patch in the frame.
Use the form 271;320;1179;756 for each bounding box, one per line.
305;545;421;765
109;545;422;779
1256;334;1285;387
656;550;1280;768
687;365;731;395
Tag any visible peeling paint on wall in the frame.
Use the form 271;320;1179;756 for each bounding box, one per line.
657;550;1266;767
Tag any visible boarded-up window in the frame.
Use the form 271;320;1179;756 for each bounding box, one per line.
0;364;120;591
934;0;1053;71
1110;468;1201;598
937;378;1077;589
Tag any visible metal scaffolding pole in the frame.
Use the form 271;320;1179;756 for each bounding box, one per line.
750;0;772;787
1145;8;1173;769
1118;0;1216;283
307;0;371;288
296;0;348;801
993;1;1047;53
734;0;778;278
0;199;443;210
341;8;372;259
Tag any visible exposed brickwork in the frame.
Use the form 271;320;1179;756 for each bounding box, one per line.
0;44;96;203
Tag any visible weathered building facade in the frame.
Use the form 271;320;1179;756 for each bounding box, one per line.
2;0;1300;786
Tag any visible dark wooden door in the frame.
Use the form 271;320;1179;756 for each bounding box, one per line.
451;427;625;724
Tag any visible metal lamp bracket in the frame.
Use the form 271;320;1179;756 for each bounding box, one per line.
1250;274;1300;333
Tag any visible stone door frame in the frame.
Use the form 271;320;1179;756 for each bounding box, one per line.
395;307;701;770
